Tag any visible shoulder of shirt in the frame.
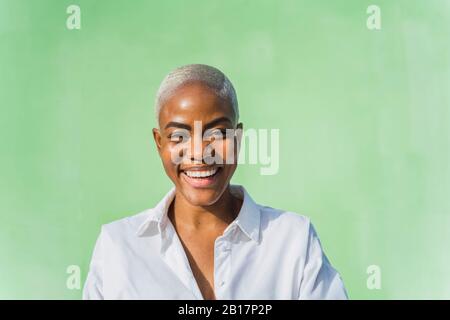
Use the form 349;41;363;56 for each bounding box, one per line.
98;208;154;237
258;204;312;231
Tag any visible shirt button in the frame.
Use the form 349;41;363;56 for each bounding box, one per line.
220;280;225;287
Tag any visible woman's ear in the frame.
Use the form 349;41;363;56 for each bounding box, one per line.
152;128;162;153
234;122;244;152
236;122;243;138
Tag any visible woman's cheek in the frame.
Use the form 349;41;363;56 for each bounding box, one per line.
224;138;238;165
167;143;185;166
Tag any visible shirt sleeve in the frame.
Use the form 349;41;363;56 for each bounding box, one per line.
298;222;348;300
82;227;104;300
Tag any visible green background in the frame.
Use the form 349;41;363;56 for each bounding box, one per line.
1;0;449;299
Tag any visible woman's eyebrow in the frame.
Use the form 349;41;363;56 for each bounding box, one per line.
204;116;232;130
164;122;191;130
164;117;232;131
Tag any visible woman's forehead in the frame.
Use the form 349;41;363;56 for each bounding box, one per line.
159;83;235;126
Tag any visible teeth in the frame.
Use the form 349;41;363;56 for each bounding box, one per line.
185;167;218;178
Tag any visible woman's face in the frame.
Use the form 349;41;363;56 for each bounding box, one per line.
152;82;242;206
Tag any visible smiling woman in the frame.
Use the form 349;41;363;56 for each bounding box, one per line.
82;64;348;300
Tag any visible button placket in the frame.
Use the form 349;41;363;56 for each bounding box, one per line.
214;236;232;298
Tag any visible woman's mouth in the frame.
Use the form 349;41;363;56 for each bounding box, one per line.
181;166;221;188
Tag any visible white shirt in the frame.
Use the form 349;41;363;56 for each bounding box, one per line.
83;184;348;300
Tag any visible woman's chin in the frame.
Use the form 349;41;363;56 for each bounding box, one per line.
180;188;223;207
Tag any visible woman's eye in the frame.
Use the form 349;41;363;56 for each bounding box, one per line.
206;129;227;140
170;132;189;142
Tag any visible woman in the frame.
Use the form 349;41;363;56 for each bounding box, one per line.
83;64;348;300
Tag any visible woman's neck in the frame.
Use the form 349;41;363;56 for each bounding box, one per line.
169;186;242;233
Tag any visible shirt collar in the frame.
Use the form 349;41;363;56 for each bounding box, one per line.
136;184;261;243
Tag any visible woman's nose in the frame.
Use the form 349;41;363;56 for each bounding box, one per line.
185;135;213;162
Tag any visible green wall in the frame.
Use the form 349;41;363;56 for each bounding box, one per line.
1;0;449;299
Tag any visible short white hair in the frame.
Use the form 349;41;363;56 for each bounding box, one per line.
155;64;239;124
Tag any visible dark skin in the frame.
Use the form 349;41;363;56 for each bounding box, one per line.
152;81;243;300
